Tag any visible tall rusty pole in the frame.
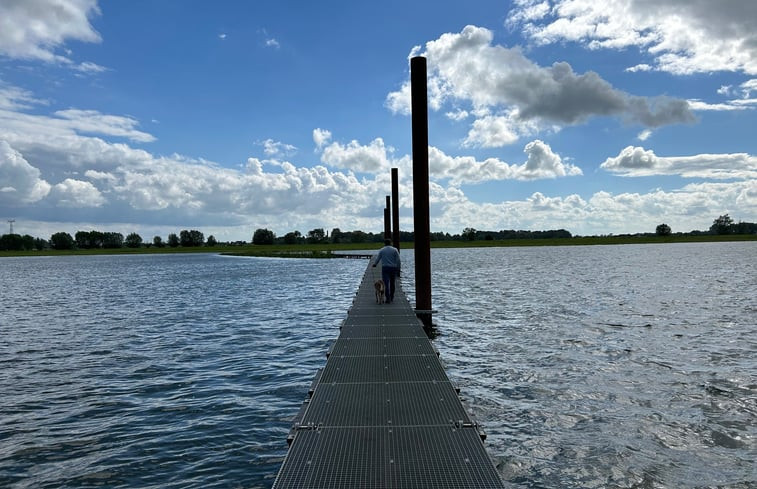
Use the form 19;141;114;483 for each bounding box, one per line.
411;56;432;328
384;196;391;240
391;168;400;250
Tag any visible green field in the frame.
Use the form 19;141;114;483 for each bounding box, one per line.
1;234;754;258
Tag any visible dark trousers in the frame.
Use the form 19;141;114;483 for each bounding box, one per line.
382;266;399;302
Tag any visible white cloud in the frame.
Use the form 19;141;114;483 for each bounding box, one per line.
49;178;105;207
386;25;695;147
463;115;520;147
429;139;582;184
428;180;755;236
600;146;757;180
687;99;750;112
319;137;392;173
741;79;757;97
508;0;757;75
0;140;51;204
0;81;751;239
260;138;297;157
266;38;280;49
385;81;412;116
0;83;48;110
53;109;156;143
74;61;108;73
312;128;332;149
0;0;101;63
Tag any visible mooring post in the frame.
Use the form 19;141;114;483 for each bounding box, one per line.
411;56;433;328
384;196;392;240
391;168;400;250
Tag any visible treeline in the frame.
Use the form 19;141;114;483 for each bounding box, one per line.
249;226;573;245
0;229;217;251
1;214;754;251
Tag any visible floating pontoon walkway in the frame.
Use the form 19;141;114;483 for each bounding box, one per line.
272;262;505;488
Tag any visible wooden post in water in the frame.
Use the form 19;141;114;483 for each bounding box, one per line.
384;196;391;241
392;168;400;250
411;56;432;328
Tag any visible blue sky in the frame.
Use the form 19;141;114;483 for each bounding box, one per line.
1;0;755;241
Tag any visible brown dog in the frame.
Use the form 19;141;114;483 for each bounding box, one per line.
374;279;385;304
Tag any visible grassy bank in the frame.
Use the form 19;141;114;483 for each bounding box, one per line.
1;234;754;258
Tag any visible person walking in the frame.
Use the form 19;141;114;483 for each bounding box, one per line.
372;239;401;303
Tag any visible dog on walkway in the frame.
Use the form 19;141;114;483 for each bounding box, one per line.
374;279;386;304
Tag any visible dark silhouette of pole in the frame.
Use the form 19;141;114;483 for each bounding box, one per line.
411;56;432;327
384;196;391;240
391;168;400;250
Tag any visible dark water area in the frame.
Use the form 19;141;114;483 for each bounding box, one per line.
1;242;755;488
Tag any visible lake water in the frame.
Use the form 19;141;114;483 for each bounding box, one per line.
1;242;755;488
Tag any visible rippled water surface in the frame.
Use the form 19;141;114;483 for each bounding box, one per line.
422;242;756;489
1;243;755;488
1;254;365;488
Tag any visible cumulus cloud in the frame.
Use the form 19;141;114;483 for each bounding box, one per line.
507;0;757;75
313;128;332;149
0;0;101;63
49;178;105;207
0;140;51;204
0;80;750;239
386;25;695;147
429;140;582;184
463;115;520;147
429;180;755;237
600;146;757;179
319;137;392;173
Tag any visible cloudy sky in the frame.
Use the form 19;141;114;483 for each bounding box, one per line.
1;0;755;241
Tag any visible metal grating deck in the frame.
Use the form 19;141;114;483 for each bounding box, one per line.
272;262;505;488
273;427;504;489
302;381;471;427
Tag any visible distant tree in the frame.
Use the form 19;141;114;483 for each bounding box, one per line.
125;232;143;248
0;234;23;251
331;228;344;244
206;235;217;247
307;228;326;244
75;231;91;248
350;230;367;243
462;227;476;241
656;223;672;236
75;230;105;248
710;214;734;235
103;232;124;248
733;221;757;234
34;237;47;250
153;236;165;248
167;233;180;247
180;229;204;246
50;232;75;250
283;230;301;245
253;228;275;245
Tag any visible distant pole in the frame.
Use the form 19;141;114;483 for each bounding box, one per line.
384;196;391;240
411;56;432;328
391;168;400;250
8;219;15;235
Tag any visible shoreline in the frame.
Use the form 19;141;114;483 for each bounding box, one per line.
1;234;754;258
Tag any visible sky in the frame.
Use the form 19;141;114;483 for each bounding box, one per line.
1;0;756;242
